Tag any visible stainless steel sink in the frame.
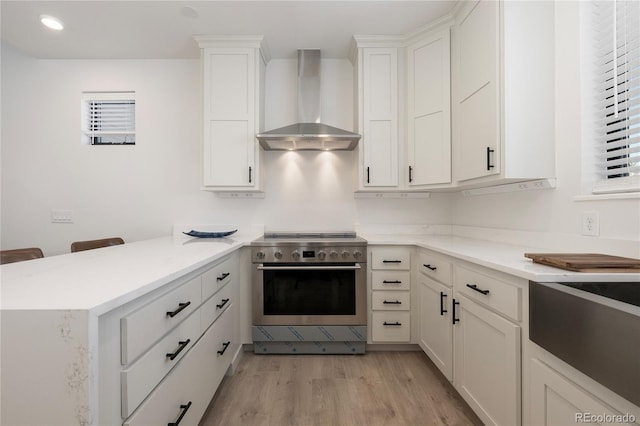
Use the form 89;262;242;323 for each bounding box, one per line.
529;281;640;406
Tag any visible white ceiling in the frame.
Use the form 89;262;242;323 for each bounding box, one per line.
0;1;457;60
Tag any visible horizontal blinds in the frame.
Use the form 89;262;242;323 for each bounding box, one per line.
82;92;135;145
594;0;640;179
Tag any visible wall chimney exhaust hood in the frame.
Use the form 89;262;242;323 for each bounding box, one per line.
256;49;361;151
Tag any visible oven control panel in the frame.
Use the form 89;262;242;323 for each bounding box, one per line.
252;246;365;263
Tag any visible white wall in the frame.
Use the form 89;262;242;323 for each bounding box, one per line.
1;47;444;255
450;1;640;256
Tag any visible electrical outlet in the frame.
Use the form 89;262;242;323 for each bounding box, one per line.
582;211;599;236
51;209;74;224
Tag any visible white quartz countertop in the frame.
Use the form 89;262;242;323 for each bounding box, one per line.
360;233;640;283
0;231;260;314
2;230;638;314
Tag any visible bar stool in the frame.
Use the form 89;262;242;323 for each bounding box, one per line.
70;237;124;253
1;247;44;265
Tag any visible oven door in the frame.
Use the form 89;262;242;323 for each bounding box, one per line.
253;263;366;326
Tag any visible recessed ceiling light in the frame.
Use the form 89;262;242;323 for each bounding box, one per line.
40;15;64;31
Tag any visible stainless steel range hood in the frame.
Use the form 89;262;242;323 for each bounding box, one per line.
256;49;361;151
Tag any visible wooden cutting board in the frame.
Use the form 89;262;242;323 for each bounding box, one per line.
524;253;640;272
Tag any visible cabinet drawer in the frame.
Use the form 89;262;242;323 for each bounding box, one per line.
201;254;238;301
200;280;234;332
418;251;452;286
371;311;411;342
121;310;200;417
371;291;410;311
371;247;411;270
371;271;411;290
123;313;220;426
121;277;202;365
455;266;521;321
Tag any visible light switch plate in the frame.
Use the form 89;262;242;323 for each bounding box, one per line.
51;209;74;223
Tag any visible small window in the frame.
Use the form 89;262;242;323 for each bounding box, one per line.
590;1;639;194
81;91;135;145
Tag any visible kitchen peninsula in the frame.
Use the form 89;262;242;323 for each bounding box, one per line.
2;228;638;425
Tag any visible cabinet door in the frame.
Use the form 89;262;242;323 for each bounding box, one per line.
418;277;453;381
407;29;451;186
530;358;630;426
456;0;500;181
203;48;257;187
453;294;520;426
362;48;399;187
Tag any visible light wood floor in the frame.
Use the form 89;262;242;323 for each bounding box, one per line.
200;350;483;426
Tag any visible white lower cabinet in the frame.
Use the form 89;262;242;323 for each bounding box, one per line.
416;256;524;425
453;293;520;425
98;252;241;425
529;358;636;426
369;246;412;343
418;276;453;380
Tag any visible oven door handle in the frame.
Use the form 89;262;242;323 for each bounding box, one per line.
256;264;362;271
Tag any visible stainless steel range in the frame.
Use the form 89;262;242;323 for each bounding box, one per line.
251;232;367;354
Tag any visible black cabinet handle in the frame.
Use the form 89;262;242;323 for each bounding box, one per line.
217;341;231;355
166;339;191;361
383;321;402;326
168;401;192;426
383;300;402;305
216;298;230;309
452;299;460;324
166;301;191;318
466;283;490;295
249;166;253;183
440;292;448;315
366;166;370;183
217;272;230;281
382;260;402;264
486;147;495;170
423;264;437;271
409;165;413;183
382;280;402;284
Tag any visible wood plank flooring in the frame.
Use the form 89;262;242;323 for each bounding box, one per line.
199;350;483;426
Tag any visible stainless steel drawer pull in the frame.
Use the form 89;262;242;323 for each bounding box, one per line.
216;298;230;309
466;283;490;295
166;301;191;318
217;272;230;281
166;339;191;361
383;260;402;263
423;264;437;271
168;401;192;426
383;300;402;305
382;280;402;284
257;264;361;271
383;321;402;326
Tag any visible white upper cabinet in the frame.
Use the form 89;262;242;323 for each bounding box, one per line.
452;0;555;186
407;27;451;187
354;45;400;189
352;22;452;192
196;36;268;191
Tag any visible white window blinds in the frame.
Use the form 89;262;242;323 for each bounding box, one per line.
81;92;136;145
593;1;640;190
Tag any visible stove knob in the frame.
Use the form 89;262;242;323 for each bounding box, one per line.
341;250;351;260
353;250;363;260
291;250;301;260
274;250;283;260
256;250;266;260
330;250;339;259
317;250;327;260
